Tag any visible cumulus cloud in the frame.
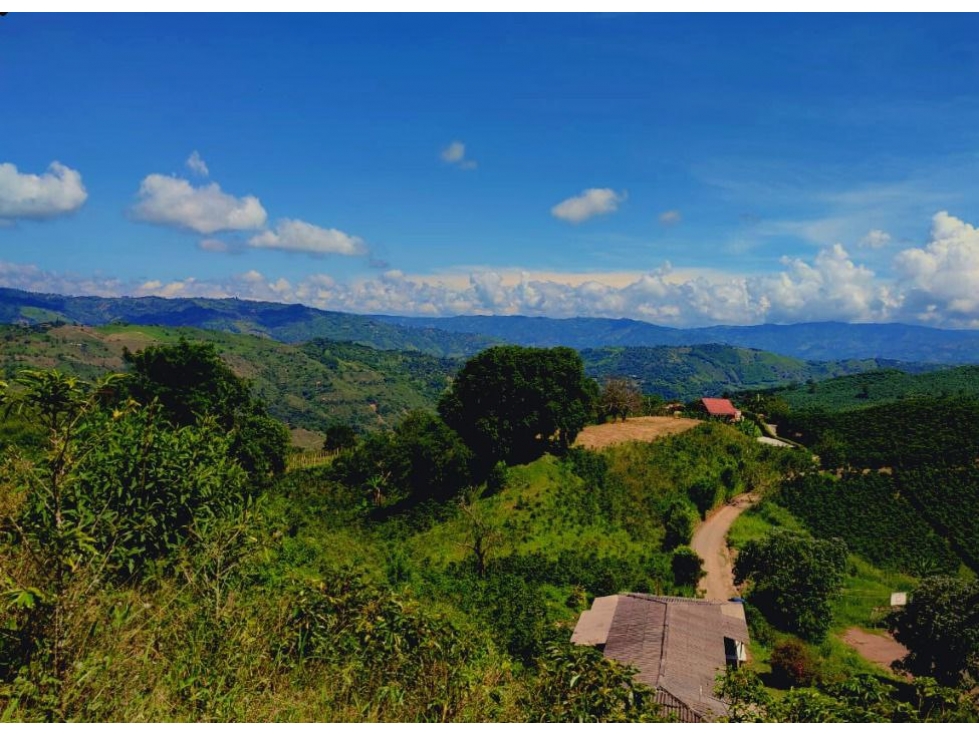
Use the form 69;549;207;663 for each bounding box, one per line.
132;174;267;234
12;211;979;329
0;161;88;220
186;151;209;177
551;188;625;224
659;210;682;226
440;140;477;170
248;219;367;257
860;229;892;249
893;211;979;324
751;244;897;324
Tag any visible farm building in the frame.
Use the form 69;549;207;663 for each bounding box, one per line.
571;594;749;722
699;397;742;422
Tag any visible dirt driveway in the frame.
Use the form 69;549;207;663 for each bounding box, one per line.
574;416;701;450
841;627;909;672
690;493;758;600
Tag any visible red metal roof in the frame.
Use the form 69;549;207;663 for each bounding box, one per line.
701;398;739;416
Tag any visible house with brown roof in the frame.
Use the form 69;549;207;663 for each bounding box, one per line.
700;397;742;422
571;594;749;722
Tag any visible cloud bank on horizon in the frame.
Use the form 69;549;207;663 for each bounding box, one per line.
3;211;979;329
5;14;979;329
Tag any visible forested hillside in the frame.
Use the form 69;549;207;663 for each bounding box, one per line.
0;287;496;357
0;324;457;436
579;344;924;401
2;337;977;722
752;365;979;412
7;287;979;363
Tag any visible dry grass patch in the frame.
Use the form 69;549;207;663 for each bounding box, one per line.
574;416;701;450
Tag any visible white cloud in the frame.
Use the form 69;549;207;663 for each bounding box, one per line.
551;188;625;224
659;210;682;226
132;174;267;234
0;161;88;220
248;218;367;256
186;151;209;177
893;211;979;324
11;211;979;329
750;244;896;324
440;140;477;170
860;229;892;249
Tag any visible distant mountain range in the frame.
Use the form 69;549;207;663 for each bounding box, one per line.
3;286;979;363
376;314;979;364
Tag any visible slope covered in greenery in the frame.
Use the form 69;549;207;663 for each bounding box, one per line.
0;324;457;436
579;344;923;402
0;287;496;357
759;365;979;412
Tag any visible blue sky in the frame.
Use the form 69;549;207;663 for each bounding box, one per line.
4;12;979;327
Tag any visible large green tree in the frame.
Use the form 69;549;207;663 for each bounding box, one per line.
123;338;288;477
331;410;472;507
889;576;979;686
438;346;597;471
734;529;847;642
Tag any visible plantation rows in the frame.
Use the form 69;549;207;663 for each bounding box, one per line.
778;397;979;469
778;472;961;576
899;466;979;571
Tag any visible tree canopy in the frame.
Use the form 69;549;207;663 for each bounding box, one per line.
734;529;848;642
598;377;642;422
123;338;288;477
889;576;979;686
438;345;597;471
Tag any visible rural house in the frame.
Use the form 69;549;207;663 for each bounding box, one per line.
700;397;742;422
571;594;749;722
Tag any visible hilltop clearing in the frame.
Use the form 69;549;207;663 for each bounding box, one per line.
574;416;701;450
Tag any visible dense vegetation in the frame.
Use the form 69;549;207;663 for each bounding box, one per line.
2;324;978;722
0;323;458;435
774;396;979;470
759;365;979;412
778;473;962;576
581;344;915;401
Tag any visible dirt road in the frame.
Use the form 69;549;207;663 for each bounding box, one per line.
690;493;758;600
842;627;909;673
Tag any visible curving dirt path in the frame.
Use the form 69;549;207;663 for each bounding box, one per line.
690;493;758;600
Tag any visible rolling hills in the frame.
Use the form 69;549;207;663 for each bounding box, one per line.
2;322;949;443
5;287;979;363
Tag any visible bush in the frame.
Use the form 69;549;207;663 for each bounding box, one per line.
769;638;819;688
671;546;704;589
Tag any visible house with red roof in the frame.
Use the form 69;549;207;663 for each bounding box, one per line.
700;397;742;422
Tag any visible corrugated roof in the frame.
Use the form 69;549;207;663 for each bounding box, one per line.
701;397;739;416
572;594;749;721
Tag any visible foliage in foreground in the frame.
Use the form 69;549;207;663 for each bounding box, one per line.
717;666;978;723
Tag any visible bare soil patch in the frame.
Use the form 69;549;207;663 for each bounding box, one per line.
842;627;909;673
574;416;701;450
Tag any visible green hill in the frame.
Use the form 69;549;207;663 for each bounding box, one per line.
579;344;928;402
0;287;496;358
761;364;979;412
0;323;458;439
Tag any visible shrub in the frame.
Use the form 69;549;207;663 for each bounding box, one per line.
769;638;819;688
